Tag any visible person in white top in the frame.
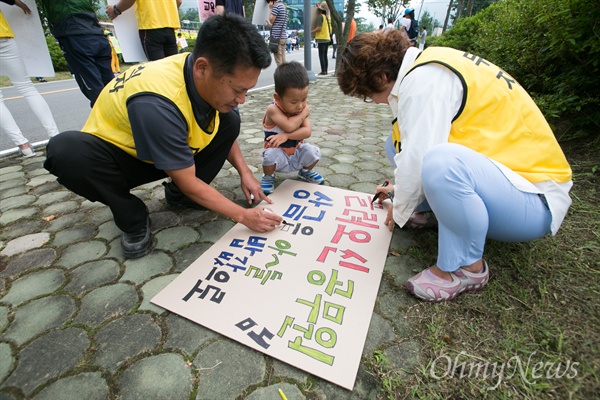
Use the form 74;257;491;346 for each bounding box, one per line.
336;29;573;302
419;26;427;50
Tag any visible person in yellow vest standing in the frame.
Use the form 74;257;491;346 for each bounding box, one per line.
337;30;573;302
310;1;331;75
44;15;282;259
106;0;182;61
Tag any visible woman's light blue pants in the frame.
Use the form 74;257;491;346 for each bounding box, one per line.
386;137;552;272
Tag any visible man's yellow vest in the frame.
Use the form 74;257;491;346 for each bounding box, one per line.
83;53;219;161
135;0;180;30
0;10;14;38
392;47;572;184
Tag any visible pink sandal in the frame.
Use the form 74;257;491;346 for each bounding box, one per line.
405;211;437;229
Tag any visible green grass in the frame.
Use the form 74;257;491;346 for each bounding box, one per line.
0;71;74;88
370;136;600;399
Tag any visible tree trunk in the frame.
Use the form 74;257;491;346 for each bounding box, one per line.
466;0;475;17
442;0;452;32
456;0;464;19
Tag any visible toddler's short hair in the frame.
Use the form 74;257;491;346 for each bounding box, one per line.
274;61;309;97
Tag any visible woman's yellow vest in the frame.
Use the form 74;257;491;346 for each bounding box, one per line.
392;47;571;184
315;15;331;41
83;53;219;161
0;10;14;38
135;0;180;30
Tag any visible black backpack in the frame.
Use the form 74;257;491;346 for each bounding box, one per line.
407;19;419;40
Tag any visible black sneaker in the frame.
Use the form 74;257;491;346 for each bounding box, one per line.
162;181;206;210
121;215;152;259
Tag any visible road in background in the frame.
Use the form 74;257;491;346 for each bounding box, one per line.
0;47;335;154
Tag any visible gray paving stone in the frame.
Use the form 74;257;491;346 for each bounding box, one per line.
362;313;396;357
139;274;178;314
27;168;50;178
56;241;107;269
75;283;138;327
32;372;109;400
0;177;27;191
388;229;419;253
0;232;50;257
382;341;422;379
246;383;306;400
194;339;266;400
271;359;310;384
384;254;426;288
326;173;359;188
43;212;86;232
352;170;385;184
107;237;127;261
0;194;35;212
0;207;39;225
0;185;28;200
0;305;8;331
1;268;65;306
155;226;199;252
94;314;161;372
149;210;180;231
377;290;415;331
164;313;219;355
0;219;45;242
34;191;73;206
120;252;172;285
42;200;80;216
51;225;96;248
315;365;379;400
172;242;213;273
30;181;62;197
0;248;56;277
3;328;89;396
2;295;76;345
26;174;56;187
197;219;235;243
119;353;192;400
79;199;106;212
64;259;121;294
0;342;13;383
96;219;121;241
0;165;21;174
88;206;114;225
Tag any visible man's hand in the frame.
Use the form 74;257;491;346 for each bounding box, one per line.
14;0;31;14
105;4;118;20
240;171;272;205
240;207;282;232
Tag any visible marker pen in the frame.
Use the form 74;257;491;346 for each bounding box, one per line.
371;179;390;204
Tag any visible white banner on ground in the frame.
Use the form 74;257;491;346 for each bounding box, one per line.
106;0;147;63
0;0;54;77
152;179;393;390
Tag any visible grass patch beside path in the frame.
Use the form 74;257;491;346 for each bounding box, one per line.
372;136;599;399
0;71;74;87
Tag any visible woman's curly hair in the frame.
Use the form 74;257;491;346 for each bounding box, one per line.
337;29;411;99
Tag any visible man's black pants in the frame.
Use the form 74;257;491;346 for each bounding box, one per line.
44;129;237;234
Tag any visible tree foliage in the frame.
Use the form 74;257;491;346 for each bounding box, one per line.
427;0;600;136
365;0;409;27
